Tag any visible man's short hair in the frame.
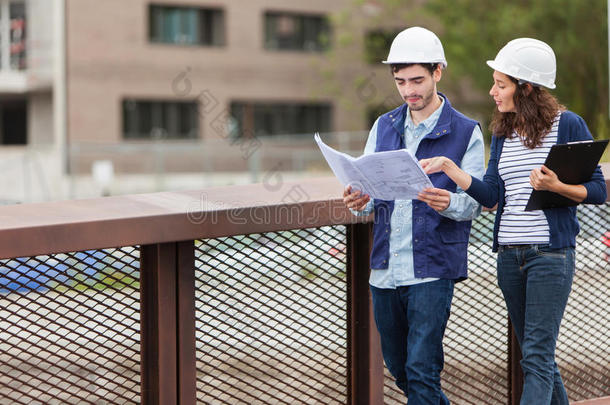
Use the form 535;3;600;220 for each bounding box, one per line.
390;63;438;75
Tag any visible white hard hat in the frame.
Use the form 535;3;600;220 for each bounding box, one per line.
487;38;556;89
382;26;447;68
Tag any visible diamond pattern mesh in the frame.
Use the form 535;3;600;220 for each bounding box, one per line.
383;211;508;404
194;226;347;404
558;203;610;401
0;203;608;403
382;204;610;404
0;247;141;404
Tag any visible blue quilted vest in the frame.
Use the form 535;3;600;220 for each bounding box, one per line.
371;94;477;280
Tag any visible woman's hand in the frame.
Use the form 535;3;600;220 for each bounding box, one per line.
530;165;587;202
419;156;473;191
343;185;370;211
530;165;560;191
419;157;451;174
417;187;451;212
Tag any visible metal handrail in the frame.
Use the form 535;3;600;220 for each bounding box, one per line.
0;165;608;405
0;177;369;260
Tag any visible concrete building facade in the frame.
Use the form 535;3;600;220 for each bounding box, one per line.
0;0;398;202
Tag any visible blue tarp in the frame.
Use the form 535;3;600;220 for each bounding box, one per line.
0;250;108;293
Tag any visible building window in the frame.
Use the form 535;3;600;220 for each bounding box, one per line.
149;5;225;46
0;0;26;71
230;102;332;137
264;12;330;52
364;29;401;64
0;99;27;145
122;100;199;140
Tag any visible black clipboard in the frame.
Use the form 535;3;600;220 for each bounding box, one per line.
524;139;609;211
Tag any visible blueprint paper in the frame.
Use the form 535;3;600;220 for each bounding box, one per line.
315;133;433;200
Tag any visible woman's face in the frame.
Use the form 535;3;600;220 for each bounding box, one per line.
489;71;517;113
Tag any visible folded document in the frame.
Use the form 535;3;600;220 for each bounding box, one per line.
315;133;433;200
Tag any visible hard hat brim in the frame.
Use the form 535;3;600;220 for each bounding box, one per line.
381;60;447;68
486;60;500;71
486;60;556;89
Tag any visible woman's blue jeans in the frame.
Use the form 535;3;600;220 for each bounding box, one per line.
370;279;454;405
497;244;574;405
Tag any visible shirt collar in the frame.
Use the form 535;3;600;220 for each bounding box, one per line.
405;95;445;132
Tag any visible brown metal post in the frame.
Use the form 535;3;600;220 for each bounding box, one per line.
508;318;524;404
368;282;384;403
347;223;384;405
141;243;178;405
140;242;197;405
177;241;196;404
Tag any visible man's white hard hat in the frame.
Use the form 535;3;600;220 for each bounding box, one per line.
382;26;447;68
487;38;556;89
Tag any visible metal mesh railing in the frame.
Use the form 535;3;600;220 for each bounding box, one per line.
0;203;608;404
444;211;508;404
0;247;141;404
382;203;610;404
382;210;508;404
194;226;347;404
558;203;610;401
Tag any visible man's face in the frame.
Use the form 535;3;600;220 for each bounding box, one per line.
393;64;441;112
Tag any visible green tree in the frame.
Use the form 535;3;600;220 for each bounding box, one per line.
423;0;609;138
323;0;609;139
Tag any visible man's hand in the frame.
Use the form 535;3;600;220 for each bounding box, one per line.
417;187;451;212
343;185;370;211
530;165;560;191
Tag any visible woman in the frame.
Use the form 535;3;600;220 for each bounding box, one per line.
420;38;607;404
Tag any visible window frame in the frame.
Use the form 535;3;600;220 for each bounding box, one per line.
229;101;333;138
263;11;330;52
148;4;225;47
0;0;27;71
122;99;200;141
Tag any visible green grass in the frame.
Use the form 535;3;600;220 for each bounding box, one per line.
53;267;139;293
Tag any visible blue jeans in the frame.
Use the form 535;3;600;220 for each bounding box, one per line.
371;279;454;405
497;244;574;405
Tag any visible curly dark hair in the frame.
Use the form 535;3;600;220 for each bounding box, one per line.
490;76;565;149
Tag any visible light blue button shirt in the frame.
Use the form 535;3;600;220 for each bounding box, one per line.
353;98;485;288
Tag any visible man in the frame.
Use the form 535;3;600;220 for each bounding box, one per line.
343;26;485;404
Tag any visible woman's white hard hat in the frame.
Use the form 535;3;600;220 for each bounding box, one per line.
382;26;447;68
487;38;556;89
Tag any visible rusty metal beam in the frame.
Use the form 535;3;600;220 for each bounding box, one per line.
1;164;608;260
140;242;196;405
0;178;370;259
347;223;383;405
140;243;178;405
177;241;196;405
